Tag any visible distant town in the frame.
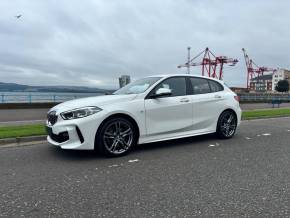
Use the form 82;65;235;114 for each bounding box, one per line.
231;68;290;93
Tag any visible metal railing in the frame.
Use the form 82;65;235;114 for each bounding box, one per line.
238;93;290;102
1;93;290;103
0;93;100;103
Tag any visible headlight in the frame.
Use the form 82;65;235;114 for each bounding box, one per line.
60;106;102;120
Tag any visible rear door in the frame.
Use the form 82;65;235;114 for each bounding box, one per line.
144;76;193;136
188;77;225;131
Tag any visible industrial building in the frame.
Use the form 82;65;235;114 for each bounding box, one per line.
249;74;272;92
118;75;131;88
230;87;248;94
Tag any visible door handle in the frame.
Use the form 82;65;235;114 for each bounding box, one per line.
214;95;222;99
180;98;190;103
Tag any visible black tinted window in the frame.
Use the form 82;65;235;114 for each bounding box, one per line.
209;80;224;92
190;77;211;94
155;77;186;97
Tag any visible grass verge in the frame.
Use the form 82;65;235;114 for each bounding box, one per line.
242;108;290;120
0;108;290;139
0;124;46;139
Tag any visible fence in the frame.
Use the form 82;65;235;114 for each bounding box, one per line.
0;93;100;103
1;93;290;103
238;93;290;102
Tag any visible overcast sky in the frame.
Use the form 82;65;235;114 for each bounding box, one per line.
0;0;290;89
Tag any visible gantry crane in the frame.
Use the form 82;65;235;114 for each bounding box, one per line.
242;48;276;89
177;47;238;80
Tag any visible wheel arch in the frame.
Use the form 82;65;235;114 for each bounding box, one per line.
216;108;238;130
94;113;140;148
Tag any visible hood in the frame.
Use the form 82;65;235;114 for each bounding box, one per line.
49;94;137;114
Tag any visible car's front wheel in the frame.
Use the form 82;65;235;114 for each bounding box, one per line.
216;110;237;139
95;117;137;157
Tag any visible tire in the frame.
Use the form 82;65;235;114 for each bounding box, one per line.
95;117;137;157
216;110;237;139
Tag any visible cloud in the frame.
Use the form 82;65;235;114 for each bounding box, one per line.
0;0;290;89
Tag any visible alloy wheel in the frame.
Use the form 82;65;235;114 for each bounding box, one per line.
103;120;134;155
220;112;237;137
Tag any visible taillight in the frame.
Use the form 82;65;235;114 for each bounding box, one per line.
234;96;240;102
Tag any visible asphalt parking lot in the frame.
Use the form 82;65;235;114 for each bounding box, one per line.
1;117;290;217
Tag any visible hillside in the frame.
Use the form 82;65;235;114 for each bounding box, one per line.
0;82;114;93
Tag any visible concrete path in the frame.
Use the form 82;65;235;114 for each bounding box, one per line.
0;108;48;122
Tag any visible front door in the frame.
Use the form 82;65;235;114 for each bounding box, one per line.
144;77;193;136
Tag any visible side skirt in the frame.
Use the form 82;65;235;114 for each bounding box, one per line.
138;130;216;145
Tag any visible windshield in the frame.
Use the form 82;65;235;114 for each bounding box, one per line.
114;77;161;95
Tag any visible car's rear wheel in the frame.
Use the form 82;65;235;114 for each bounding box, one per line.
216;110;237;139
95;117;137;157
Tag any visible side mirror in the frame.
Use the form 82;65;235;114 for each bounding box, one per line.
150;87;172;98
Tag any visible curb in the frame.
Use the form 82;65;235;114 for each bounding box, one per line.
0;135;47;148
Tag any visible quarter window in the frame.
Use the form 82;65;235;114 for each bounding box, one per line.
190;78;211;94
208;80;224;92
154;77;186;97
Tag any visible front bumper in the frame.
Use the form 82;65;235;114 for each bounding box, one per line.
46;112;104;150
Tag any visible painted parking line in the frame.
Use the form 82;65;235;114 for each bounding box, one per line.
128;159;139;163
208;143;220;147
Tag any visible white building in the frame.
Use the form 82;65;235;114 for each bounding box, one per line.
272;69;290;91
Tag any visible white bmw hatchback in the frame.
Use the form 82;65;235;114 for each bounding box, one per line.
47;74;241;156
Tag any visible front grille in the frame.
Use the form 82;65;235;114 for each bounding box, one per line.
46;127;69;143
47;111;58;126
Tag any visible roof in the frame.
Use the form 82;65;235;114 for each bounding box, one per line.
148;74;223;82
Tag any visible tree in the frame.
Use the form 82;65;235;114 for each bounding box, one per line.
275;79;289;93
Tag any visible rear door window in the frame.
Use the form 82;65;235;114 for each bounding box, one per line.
190;77;211;94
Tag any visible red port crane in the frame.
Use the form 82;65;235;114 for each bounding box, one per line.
242;48;276;89
177;47;238;80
